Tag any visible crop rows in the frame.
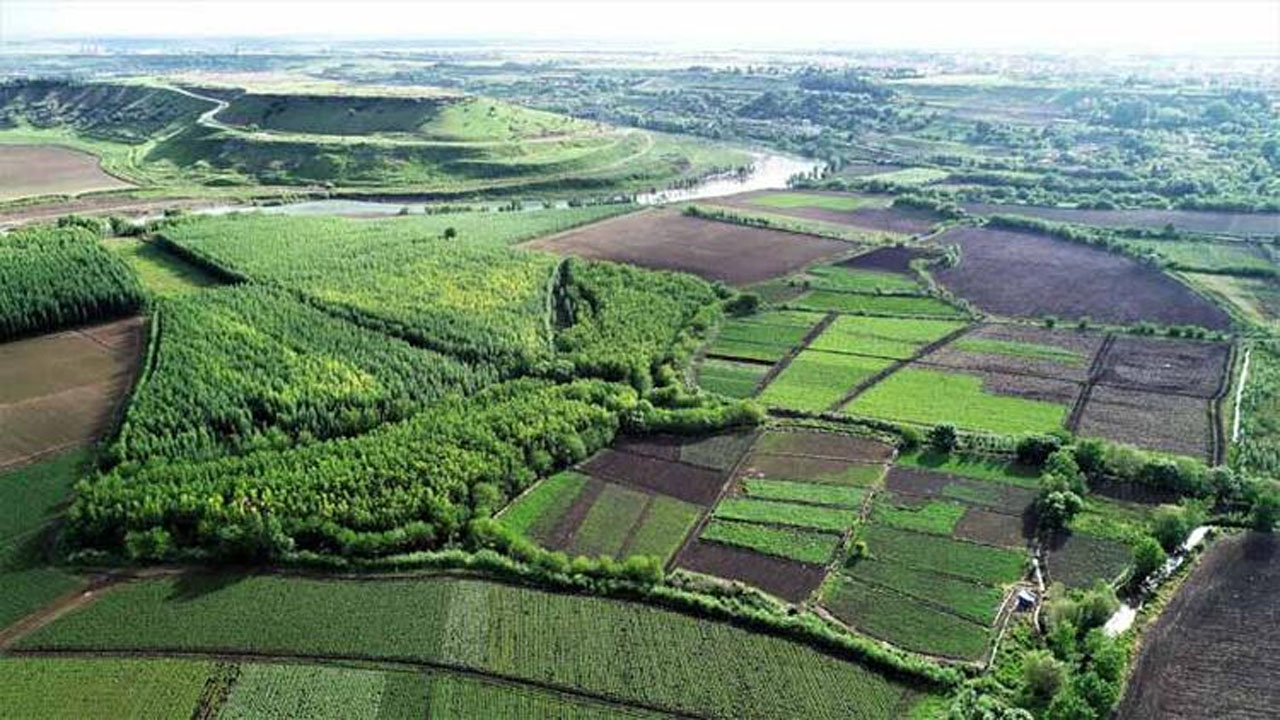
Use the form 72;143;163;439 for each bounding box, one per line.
713;497;858;532
700;519;843;565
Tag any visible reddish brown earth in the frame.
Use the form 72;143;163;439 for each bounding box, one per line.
0;195;230;230
884;467;1038;516
953;507;1029;548
962;203;1280;238
709;190;941;236
932;227;1232;330
1119;532;1280;720
580;449;727;506
836;245;935;274
521;209;853;285
1075;385;1212;461
755;430;896;461
0;317;145;470
0;145;132;202
676;539;827;603
919;323;1105;382
1094;336;1230;398
740;452;885;487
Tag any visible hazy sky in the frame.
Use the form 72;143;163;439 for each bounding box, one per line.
2;0;1278;54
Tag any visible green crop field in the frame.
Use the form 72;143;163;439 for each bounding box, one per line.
700;519;843;564
824;576;990;660
871;498;967;536
808;315;965;359
792;291;964;317
894;450;1041;489
625;495;702;563
846;560;1004;625
844;367;1067;434
698;358;768;398
750;192;887;211
758;351;894;411
425;672;663;719
859;167;950;186
221;663;391;719
713;497;858;532
805;265;921;294
743;478;867;508
858;525;1026;585
498;470;591;540
951;337;1085;364
679;431;758;470
17;574;922;719
0;657;211;719
706;310;824;363
1123;238;1274;273
747;454;888;487
567;482;649;557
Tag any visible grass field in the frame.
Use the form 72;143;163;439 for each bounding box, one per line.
700;519;843;564
0;657;211;719
824;576;989;660
846;560;1003;625
498;470;590;540
0;450;87;629
568;482;649;557
805;265;921;294
1124;238;1273;274
1184;272;1280;330
758;351;894;411
844;367;1067;434
743;478;867;508
951;337;1085;365
793;291;964;317
713;497;857;532
860;167;950;186
104;238;222;297
698;358;768;398
871;499;967;536
858;525;1025;585
750;192;886;211
17;574;921;719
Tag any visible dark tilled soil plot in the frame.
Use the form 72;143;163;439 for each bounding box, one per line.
610;435;683;462
932;227;1232;330
962;203;1280;238
1075;385;1212;461
0;316;145;469
1095;336;1231;398
970;368;1082;405
753;430;896;462
885;467;1038;516
1119;532;1280;720
739;452;886;487
521;209;852;285
1044;532;1133;588
707;191;941;236
836;245;936;274
1090;479;1183;506
920;323;1104;382
580;449;727;506
0;145;132;201
953;507;1031;548
676;539;827;603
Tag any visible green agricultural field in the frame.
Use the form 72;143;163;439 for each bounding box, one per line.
426;672;664;719
568;482;649;557
758;351;894;412
1123;238;1274;274
221;663;391;719
793;291;964;317
824;576;990;660
846;560;1004;625
747;454;888;487
104;237;222;297
859;167;950;186
750;192;887;211
894;450;1041;489
706;310;825;363
713;497;858;532
0;658;211;719
0;451;87;629
18;574;923;720
951;338;1085;365
623;495;703;563
858;525;1026;585
871;499;967;536
805;265;921;294
698;357;768;398
1185;272;1280;331
844;367;1067;435
679;431;758;470
498;470;591;540
700;519;843;564
743;478;867;508
809;315;965;359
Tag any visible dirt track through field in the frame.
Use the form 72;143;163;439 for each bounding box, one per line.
0;317;146;470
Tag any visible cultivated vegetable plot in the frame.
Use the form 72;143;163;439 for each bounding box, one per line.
17;574;928;720
704;309;825;364
0;657;212;719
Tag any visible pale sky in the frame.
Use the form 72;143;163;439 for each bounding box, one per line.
2;0;1278;54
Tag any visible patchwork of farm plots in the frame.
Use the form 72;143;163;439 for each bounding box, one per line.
499;432;756;565
753;255;966;319
708;190;944;238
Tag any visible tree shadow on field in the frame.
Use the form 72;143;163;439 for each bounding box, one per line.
166;570;247;602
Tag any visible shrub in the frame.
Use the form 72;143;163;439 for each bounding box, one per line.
1023;650;1067;703
928;423;959;454
1131;536;1167;585
1017;434;1064;467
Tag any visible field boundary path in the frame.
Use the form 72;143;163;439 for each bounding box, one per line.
1064;333;1115;432
826;323;974;412
755;312;838;390
1232;346;1252;442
